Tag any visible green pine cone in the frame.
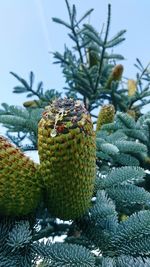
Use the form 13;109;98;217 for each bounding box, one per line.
0;136;41;216
38;98;96;220
96;104;115;131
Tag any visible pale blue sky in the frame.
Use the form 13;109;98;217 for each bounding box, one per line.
1;0;150;107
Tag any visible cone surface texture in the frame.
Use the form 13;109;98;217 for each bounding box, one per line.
38;98;96;220
0;136;41;216
96;104;115;131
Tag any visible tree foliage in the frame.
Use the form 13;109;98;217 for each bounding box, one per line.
1;1;150;266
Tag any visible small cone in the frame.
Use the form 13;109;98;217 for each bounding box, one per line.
87;47;99;67
23;100;40;108
127;109;136;119
119;213;128;222
128;79;137;96
106;64;124;88
111;64;124;81
0;136;41;216
96;104;115;131
38;98;96;220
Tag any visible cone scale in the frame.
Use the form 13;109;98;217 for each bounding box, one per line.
0;136;41;216
38;98;96;220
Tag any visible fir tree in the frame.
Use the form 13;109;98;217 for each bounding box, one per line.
1;1;150;266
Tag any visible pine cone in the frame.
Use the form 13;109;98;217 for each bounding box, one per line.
128;79;137;96
0;136;41;216
127;109;136;119
111;64;124;81
96;104;115;131
38;98;96;220
106;64;124;88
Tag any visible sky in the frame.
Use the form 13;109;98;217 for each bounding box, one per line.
0;0;150;140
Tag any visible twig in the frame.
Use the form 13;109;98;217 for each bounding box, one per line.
94;4;111;91
136;61;150;85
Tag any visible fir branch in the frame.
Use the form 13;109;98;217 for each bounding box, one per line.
33;223;70;241
113;153;140;166
10;71;42;99
0;104;42;149
77;191;118;250
106;184;150;214
32;241;96;266
116;112;136;129
75;8;94;28
10;72;61;107
109;210;150;256
136;61;150;85
114;140;147;154
7;221;32;251
99;255;150;267
94;4;111;91
96;166;145;190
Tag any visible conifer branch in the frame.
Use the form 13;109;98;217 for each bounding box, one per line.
33;223;70;241
94;4;111;91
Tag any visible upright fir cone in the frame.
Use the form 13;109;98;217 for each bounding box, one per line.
96;104;115;131
126;109;136;119
128;79;137;96
0;136;41;216
106;64;124;88
38;98;96;220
